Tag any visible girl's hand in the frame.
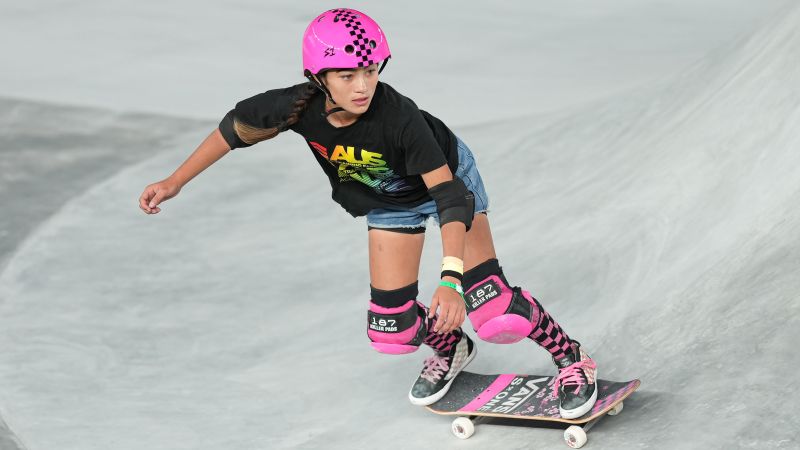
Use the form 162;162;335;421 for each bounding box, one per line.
139;179;182;214
429;282;466;334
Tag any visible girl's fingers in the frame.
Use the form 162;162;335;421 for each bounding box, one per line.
429;297;439;319
149;190;165;208
441;302;460;334
432;293;468;333
445;304;465;334
453;310;464;333
454;311;464;332
139;191;152;211
437;305;450;334
139;187;159;213
430;297;441;332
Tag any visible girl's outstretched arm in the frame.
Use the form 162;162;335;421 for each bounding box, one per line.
138;128;231;214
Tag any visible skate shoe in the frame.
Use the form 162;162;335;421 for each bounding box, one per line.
408;334;476;406
553;341;598;419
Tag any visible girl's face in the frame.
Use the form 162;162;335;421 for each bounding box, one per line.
322;64;379;115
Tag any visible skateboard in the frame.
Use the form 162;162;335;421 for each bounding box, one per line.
426;371;640;448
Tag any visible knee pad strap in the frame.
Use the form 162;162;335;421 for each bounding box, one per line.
465;275;539;344
367;300;428;354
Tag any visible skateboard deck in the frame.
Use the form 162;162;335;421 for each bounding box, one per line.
426;371;640;447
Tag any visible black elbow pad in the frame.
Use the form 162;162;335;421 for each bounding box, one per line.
218;110;249;149
428;177;475;231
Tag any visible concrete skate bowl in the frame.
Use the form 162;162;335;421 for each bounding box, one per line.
1;3;799;449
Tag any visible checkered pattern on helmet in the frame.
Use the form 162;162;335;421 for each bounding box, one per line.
331;8;376;67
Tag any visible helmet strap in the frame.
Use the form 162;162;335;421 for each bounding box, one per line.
304;70;337;105
305;60;389;118
321;107;346;118
378;57;390;74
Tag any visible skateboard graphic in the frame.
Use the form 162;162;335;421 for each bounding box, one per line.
426;371;640;448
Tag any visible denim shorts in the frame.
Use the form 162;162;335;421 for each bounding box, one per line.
366;136;490;233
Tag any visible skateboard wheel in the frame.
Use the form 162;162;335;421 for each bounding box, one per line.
564;425;587;448
451;417;475;439
608;402;623;416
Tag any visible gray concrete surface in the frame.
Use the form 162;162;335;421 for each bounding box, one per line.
1;1;798;449
0;98;209;450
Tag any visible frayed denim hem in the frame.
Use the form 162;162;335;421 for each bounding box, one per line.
366;220;428;229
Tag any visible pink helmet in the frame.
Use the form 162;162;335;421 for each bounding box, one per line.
302;8;391;75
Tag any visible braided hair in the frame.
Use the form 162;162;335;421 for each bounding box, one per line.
233;82;319;145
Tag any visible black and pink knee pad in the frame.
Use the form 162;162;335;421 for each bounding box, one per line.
463;260;542;344
367;283;428;354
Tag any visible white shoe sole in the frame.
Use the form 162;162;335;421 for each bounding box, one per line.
408;340;477;406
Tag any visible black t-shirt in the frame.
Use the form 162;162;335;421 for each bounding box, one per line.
218;82;458;217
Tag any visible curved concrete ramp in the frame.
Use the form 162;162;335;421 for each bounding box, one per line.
1;3;799;449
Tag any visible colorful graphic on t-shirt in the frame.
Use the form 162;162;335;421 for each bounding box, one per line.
308;141;411;194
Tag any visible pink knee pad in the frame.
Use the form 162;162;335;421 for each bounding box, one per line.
367;300;427;354
465;275;541;344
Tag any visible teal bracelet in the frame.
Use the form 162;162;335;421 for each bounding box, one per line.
439;280;466;302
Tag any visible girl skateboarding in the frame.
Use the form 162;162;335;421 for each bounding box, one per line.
138;8;598;418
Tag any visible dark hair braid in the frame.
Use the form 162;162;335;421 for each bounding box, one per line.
233;82;319;145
